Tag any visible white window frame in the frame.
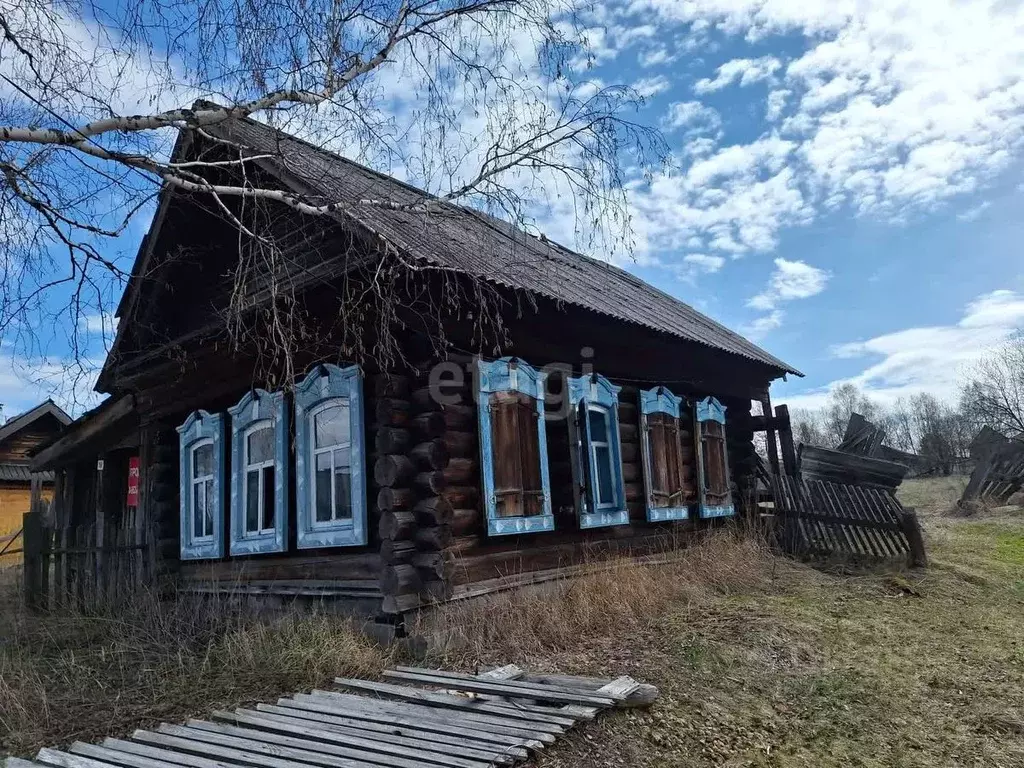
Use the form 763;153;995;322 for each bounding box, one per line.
242;421;276;536
586;404;617;510
190;438;216;541
309;398;352;528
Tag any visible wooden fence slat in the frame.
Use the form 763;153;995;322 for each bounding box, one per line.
386;668;620;706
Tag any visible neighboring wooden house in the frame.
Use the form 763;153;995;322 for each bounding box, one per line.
30;114;800;617
0;400;70;537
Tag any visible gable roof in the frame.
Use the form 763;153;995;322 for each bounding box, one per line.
109;113;801;380
0;400;71;446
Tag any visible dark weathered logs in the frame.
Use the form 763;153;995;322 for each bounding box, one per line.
415;525;452;551
444;485;479;508
411;439;449;470
382;563;421;594
378;511;416;540
619;423;639;442
414;497;454;526
380;539;417;563
621;442;639;463
382;592;422;615
625;482;643;503
410;387;442;412
622;462;640;483
444;431;476;458
420;580;448;603
411;412;447;439
374;398;411;427
415;471;446;495
373;455;417;488
375;427;411;455
451;508;480;536
443;458;476;485
413;552;446;580
443;404;475;430
368;374;411;399
377;487;416;512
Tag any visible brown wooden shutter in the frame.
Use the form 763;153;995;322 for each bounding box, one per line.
701;420;730;505
490;391;544;518
648;413;689;508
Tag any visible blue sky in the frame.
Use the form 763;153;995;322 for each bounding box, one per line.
2;0;1024;419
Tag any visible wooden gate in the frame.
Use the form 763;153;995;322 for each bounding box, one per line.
769;475;926;566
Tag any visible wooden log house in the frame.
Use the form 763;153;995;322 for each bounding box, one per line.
30;112;801;618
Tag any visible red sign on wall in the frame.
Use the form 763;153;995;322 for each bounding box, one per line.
127;456;140;507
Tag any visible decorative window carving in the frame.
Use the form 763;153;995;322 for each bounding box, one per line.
294;364;367;548
696;396;734;518
228;389;289;555
177;410;226;560
639;386;694;522
566;374;629;529
477;357;553;536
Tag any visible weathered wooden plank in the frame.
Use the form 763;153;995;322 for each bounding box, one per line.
329;680;576;728
244;706;531;759
286;693;556;744
5;759;45;768
101;737;283;768
383;670;617;707
202;711;519;765
69;743;181;768
117;732;340;768
160;722;491;768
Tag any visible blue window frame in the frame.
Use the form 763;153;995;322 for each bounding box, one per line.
477;357;553;536
177;410;226;560
696;396;734;518
639;386;691;522
567;374;629;529
294;364;367;549
228;389;289;555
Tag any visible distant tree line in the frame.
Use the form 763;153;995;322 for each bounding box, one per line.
789;330;1024;474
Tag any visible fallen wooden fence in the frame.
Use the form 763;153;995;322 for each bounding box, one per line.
960;439;1024;506
770;474;926;567
4;664;656;768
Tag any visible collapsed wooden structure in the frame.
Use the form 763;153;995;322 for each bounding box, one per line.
25;111;805;617
3;665;657;768
960;428;1024;506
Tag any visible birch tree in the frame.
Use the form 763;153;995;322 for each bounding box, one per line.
0;0;662;391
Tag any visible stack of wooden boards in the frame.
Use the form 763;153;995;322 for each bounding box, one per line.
4;665;657;768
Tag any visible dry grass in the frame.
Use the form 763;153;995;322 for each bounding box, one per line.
419;530;780;668
0;577;390;757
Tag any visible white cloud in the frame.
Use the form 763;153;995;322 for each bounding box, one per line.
638;47;677;68
694;56;782;94
782;289;1024;409
661;101;721;135
0;353;104;419
957;201;991;222
632;75;671;98
672;252;726;283
742;309;784;339
748;257;830;310
766;89;790;122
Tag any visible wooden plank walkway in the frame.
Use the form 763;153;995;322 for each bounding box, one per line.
4;665;656;768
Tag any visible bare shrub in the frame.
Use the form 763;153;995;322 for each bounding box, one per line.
419;529;777;666
0;585;389;756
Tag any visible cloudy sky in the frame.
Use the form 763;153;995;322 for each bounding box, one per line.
2;0;1024;418
572;0;1024;412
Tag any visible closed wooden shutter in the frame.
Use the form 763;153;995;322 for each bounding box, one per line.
490;391;544;517
701;420;730;504
647;413;687;507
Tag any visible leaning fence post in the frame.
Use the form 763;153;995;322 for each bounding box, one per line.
899;508;927;568
22;510;42;610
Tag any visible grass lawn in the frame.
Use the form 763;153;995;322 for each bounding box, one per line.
2;476;1022;767
532;476;1024;767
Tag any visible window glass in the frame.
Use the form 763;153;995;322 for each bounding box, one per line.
588;408;608;441
315;452;333;522
262;465;276;529
334;464;352;519
245;471;260;531
192;443;214;477
193;483;206;537
594;444;614;505
314;404;349;449
247;426;274;464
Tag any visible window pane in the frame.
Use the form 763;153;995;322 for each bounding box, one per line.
314;404;349;449
193;443;214;477
315;452;333;522
204;480;215;536
588;408;608;442
334;465;352;519
262;465;275;530
193;483;205;537
245;470;260;532
247;426;274;464
594;445;614;506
